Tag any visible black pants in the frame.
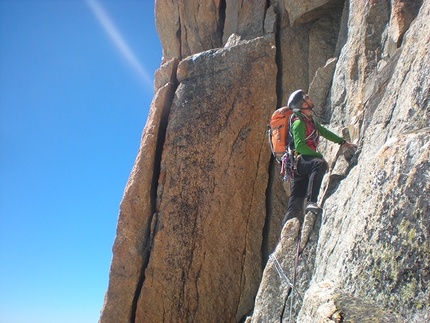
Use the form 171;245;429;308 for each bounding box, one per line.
282;155;328;225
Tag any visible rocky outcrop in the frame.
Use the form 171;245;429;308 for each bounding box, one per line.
100;0;429;322
99;80;176;323
252;1;430;322
101;32;278;322
134;36;277;323
297;281;401;323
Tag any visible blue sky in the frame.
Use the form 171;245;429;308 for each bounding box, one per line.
0;1;162;322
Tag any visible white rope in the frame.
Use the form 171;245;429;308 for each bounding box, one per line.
269;245;305;322
269;254;293;287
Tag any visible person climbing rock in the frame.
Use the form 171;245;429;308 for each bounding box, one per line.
282;89;357;226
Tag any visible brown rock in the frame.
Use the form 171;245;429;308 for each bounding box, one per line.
153;57;179;93
156;1;275;62
99;82;175;323
276;0;344;105
388;0;423;47
223;0;267;44
297;281;402;323
134;36;277;323
155;0;180;62
101;1;430;322
283;0;344;26
155;0;224;62
251;217;301;323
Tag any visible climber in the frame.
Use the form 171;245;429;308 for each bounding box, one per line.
282;89;357;226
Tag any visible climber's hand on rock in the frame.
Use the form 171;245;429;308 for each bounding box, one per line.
343;141;357;149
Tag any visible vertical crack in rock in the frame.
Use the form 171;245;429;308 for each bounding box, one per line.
130;82;177;323
237;147;265;322
274;7;284;107
279;289;291;323
262;4;284;266
130;215;155;323
262;3;284;275
334;0;349;57
263;158;276;269
218;0;226;43
177;15;182;60
102;1;430;322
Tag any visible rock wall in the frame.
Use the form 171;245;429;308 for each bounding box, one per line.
100;0;429;322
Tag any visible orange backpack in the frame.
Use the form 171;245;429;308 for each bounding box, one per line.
267;107;294;162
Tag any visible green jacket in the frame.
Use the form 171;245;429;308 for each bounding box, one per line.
291;113;344;158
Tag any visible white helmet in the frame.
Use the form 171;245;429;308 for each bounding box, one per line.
287;89;305;112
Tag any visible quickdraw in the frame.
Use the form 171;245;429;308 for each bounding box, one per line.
281;149;301;182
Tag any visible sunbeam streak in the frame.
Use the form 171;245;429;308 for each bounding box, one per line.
85;0;153;90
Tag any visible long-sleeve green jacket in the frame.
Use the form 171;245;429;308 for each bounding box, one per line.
291;113;344;158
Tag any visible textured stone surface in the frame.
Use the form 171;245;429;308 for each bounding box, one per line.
283;0;344;26
155;0;269;63
253;1;430;322
251;218;301;323
134;36;277;323
297;281;402;323
101;0;430;322
154;0;180;62
309;57;337;122
223;0;266;44
388;0;423;47
99;81;175;323
155;0;223;62
273;0;344;106
153;57;179;93
252;212;323;323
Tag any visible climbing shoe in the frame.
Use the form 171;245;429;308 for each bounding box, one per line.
306;202;322;214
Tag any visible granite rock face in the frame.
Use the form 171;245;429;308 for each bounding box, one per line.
134;36;277;323
100;0;430;322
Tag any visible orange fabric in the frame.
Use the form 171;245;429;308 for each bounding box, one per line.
269;107;294;160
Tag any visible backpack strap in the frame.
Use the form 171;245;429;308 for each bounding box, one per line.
287;113;297;147
289;114;320;147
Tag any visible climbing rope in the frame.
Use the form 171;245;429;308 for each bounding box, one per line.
269;235;303;323
269;254;293;287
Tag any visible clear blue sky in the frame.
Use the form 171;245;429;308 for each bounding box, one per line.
0;1;161;322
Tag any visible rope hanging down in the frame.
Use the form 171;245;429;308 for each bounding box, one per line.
269;254;293;287
269;237;304;323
